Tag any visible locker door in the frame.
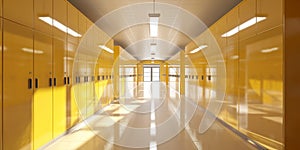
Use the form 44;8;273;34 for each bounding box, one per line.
53;0;67;138
77;54;87;119
3;20;33;150
53;37;67;137
67;3;80;127
33;31;53;149
0;19;2;150
78;13;88;119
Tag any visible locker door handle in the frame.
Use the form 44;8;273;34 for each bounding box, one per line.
49;78;52;87
35;78;39;89
28;78;32;89
67;77;70;85
64;77;67;85
54;78;57;86
208;75;211;81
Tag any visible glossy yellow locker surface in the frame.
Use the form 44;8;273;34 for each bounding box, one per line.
53;37;67;138
238;0;256;40
185;0;284;149
86;55;96;117
67;3;79;45
77;13;89;119
238;0;283;149
0;19;2;150
53;0;67;138
53;0;67;40
3;20;33;150
78;13;87;45
66;3;78;124
67;42;79;127
222;8;239;128
34;0;52;35
79;56;88;119
0;0;2;17
3;0;33;28
33;31;53;149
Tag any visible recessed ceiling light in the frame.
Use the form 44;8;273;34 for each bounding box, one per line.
149;13;160;37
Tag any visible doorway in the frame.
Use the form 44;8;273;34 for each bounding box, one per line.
143;65;160;82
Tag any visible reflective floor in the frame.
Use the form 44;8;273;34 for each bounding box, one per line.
44;82;257;150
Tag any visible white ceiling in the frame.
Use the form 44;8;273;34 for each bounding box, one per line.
68;0;242;60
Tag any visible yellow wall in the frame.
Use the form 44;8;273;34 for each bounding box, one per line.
185;0;283;149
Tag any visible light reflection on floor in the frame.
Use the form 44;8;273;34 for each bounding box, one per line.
44;82;258;150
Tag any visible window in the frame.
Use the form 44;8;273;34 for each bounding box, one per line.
143;66;160;82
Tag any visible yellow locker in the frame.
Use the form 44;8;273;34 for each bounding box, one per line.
3;19;33;150
53;0;67;41
257;0;283;33
33;31;53;149
53;37;67;138
79;55;88;119
67;3;79;127
78;13;87;46
3;0;33;28
67;42;79;127
87;58;96;116
67;3;79;45
238;0;256;40
0;19;2;150
77;13;88;119
34;0;52;35
0;0;2;17
53;0;67;138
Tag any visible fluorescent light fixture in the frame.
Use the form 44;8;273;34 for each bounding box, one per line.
151;112;156;121
99;45;114;53
149;141;157;150
261;47;279;53
39;16;82;37
149;13;160;37
190;45;208;54
222;17;267;37
150;43;157;52
22;48;44;54
150;122;156;136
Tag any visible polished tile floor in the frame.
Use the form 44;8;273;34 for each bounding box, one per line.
44;82;257;150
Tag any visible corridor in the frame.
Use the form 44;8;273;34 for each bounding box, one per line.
44;82;260;150
1;0;298;149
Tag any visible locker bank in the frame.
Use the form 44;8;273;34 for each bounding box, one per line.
0;0;299;149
